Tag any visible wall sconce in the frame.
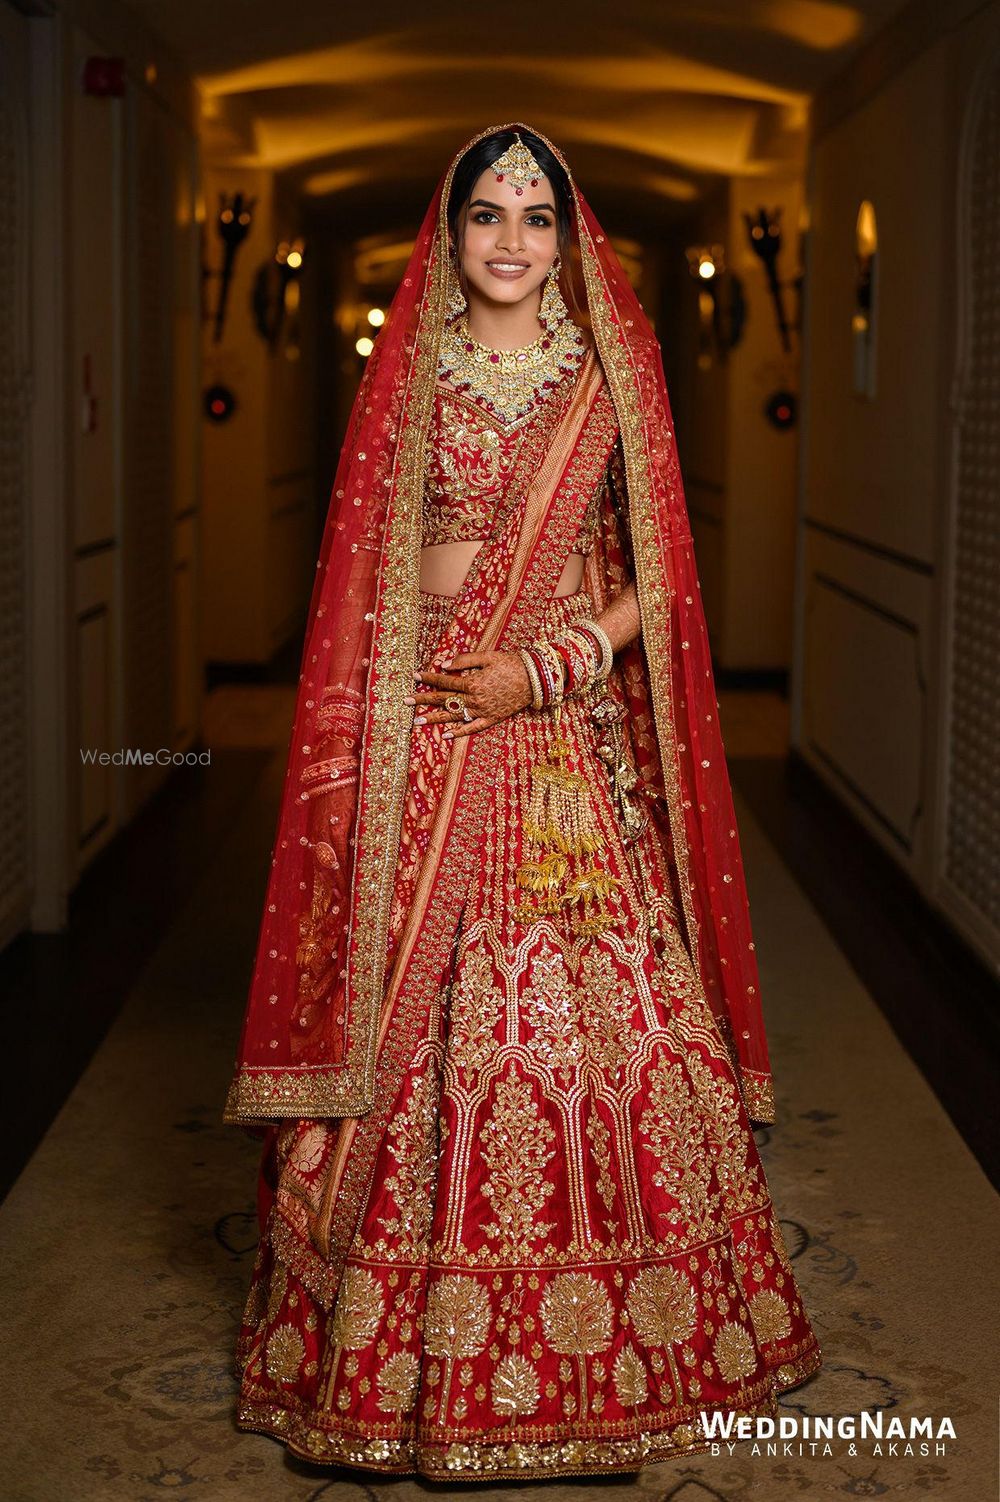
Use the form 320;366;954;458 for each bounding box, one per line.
206;192;255;344
252;238;306;349
686;244;725;282
685;243;745;364
853;200;878;398
743;208;796;352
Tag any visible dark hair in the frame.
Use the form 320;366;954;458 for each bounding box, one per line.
446;128;573;249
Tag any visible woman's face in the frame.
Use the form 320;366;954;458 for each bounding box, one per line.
456;166;559;315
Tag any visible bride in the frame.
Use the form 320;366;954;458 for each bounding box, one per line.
223;121;821;1480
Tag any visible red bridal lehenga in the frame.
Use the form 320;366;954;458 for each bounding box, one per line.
223;122;822;1481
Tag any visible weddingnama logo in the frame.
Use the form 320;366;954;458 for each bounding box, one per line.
700;1411;956;1459
79;747;212;767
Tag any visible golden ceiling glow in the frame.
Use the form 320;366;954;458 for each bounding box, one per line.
751;0;862;48
165;0;903;229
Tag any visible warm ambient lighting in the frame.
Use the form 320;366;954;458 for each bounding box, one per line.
853;200;878;398
367;307;385;327
275;239;305;269
356;336;374;357
856;199;878;258
686;244;725;282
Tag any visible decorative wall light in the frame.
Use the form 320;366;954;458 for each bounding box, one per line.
686;244;725;283
743;207;796;353
685;243;746;364
853;200;878;398
252;237;307;348
207;192;255;344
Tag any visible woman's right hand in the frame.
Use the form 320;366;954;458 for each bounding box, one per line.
405;650;533;738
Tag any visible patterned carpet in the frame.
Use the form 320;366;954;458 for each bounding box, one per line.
2;741;997;1501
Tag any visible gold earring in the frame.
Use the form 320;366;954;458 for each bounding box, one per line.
539;253;569;333
446;251;467;321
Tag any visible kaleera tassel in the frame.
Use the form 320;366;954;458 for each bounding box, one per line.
515;705;622;933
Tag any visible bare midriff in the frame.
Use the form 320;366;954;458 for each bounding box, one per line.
419;543;586;600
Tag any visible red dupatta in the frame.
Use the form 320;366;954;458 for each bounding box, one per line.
223;122;775;1132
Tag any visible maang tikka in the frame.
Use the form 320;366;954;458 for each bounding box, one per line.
489;132;543;194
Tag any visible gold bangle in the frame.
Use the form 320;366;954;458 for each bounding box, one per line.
534;638;566;707
517;648;545;711
576;618;614;680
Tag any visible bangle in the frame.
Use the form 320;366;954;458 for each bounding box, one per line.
551;624;601;696
574;619;614;680
517;648;545;710
535;639;566;707
552;640;576;692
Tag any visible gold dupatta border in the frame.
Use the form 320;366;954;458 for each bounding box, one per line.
573;206;703;985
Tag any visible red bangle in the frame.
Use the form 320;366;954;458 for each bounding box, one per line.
553;641;576;691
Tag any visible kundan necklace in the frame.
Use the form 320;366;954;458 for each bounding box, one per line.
438;312;586;426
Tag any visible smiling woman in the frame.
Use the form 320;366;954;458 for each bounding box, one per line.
420;131;591;602
224;121;821;1481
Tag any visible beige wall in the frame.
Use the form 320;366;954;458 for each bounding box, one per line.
795;0;1000;968
678;174;803;670
200;167;317;664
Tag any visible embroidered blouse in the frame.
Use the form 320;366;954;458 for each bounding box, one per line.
422;383;602;555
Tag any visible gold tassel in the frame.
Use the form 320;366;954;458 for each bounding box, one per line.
515;705;622;930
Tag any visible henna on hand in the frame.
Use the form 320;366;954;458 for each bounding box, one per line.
407;650;533;738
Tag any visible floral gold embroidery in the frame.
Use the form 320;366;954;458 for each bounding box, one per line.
612;1343;649;1410
266;1324;305;1384
625;1265;698;1405
638;1053;714;1241
377;1062;441;1256
539;1272;614;1418
491;1352;541;1418
481;1068;557;1253
376;1350;421;1414
713;1319;759;1384
424;1276;492;1423
748;1287;792;1345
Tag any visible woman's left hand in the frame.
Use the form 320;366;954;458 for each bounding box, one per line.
406;651;532;739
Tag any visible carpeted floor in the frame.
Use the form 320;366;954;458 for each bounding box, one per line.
2;739;998;1502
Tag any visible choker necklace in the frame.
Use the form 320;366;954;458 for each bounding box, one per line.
438;312;586;425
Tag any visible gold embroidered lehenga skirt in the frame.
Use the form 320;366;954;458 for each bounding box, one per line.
234;587;822;1480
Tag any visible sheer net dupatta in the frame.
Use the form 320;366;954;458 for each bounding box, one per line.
222;170;454;1126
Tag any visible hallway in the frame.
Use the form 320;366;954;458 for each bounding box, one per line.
3;0;1000;1490
2;709;996;1499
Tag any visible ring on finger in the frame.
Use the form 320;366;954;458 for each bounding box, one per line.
443;694;465;717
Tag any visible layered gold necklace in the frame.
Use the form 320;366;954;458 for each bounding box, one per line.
438;313;586;425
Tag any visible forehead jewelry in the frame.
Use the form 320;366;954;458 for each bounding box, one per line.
489;133;542;195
